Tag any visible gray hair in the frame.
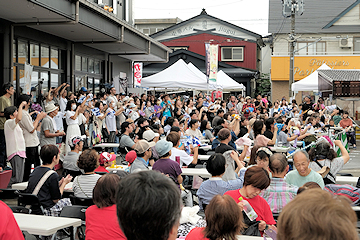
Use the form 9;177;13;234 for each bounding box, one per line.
293;149;310;162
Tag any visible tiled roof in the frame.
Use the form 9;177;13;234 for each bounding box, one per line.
317;69;360;82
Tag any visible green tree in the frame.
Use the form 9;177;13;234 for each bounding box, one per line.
256;73;271;96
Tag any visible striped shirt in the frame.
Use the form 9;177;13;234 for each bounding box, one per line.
260;177;298;214
73;174;102;198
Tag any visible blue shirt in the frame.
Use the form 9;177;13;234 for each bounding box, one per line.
197;169;246;209
161;100;172;117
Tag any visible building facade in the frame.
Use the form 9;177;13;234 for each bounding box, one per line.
135;18;182;36
0;0;170;100
269;0;360;103
144;10;264;96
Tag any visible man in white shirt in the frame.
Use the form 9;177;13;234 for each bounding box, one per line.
4;101;27;187
166;131;198;166
107;87;118;111
18;95;46;181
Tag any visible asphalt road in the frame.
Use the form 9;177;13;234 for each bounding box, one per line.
339;141;360;177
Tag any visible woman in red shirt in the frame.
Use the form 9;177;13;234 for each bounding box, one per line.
224;166;276;234
241;97;255;119
85;174;127;240
186;194;245;240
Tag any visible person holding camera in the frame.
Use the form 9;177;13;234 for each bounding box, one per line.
313;97;325;112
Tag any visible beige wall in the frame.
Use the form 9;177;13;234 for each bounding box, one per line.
273;33;355;55
271;81;289;102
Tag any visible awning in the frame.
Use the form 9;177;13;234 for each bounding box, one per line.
141;59;214;90
291;63;331;92
0;0;171;62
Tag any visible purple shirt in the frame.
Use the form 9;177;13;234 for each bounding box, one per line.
154;105;162;118
152;158;182;186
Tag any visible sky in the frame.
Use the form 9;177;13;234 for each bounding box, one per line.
132;0;270;36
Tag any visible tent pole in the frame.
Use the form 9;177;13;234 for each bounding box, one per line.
207;84;209;98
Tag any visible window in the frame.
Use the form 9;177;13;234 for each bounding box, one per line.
143;29;150;35
88;58;94;73
18;41;28;64
30;43;39;66
41;72;49;93
13;40;17;63
94;60;100;74
221;47;244;61
41;45;49;67
150;28;157;35
51;73;59;88
75;55;81;71
51;48;59;69
81;57;88;72
295;42;326;55
13;39;65;99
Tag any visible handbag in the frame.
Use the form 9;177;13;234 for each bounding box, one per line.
102;127;109;139
241;211;261;236
314;160;336;185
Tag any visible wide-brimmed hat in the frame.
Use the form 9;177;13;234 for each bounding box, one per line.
45;103;58;114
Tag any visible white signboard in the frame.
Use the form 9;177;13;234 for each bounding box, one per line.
24;62;33;94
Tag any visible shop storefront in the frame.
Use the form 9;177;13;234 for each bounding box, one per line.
0;0;171;99
271;55;360;102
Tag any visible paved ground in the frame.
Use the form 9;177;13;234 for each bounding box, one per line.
339;140;360;177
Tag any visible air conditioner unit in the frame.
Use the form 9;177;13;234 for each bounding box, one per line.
339;38;353;48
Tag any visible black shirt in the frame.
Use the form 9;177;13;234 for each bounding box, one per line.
264;129;274;139
174;107;185;120
26;166;61;209
238;126;248;138
215;143;235;154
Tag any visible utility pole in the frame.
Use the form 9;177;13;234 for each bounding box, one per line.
282;0;304;99
289;2;296;99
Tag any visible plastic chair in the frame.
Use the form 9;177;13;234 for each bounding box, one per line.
0;188;18;200
0;170;12;188
60;205;87;240
10;206;31;214
69;195;94;206
17;192;45;215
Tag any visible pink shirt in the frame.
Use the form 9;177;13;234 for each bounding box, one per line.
254;135;270;147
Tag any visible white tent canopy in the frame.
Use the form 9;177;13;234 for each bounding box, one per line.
141;59;213;90
187;62;245;91
217;70;245;91
291;63;331;92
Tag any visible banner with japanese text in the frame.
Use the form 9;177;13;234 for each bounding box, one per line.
209;44;218;83
205;43;210;83
133;62;143;87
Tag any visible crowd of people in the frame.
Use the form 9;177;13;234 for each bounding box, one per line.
0;83;359;239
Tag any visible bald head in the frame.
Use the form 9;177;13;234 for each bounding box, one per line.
269;153;288;175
